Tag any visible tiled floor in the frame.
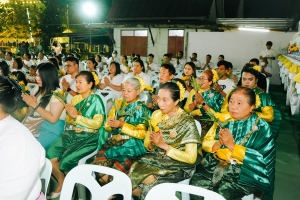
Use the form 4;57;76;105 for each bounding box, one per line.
269;85;300;200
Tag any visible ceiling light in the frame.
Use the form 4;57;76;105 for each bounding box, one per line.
238;27;270;32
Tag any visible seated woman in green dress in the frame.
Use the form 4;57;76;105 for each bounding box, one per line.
190;87;275;200
46;71;106;199
184;69;224;135
221;64;281;138
129;81;202;200
92;77;152;184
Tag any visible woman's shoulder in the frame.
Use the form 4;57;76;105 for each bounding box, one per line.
152;109;162;118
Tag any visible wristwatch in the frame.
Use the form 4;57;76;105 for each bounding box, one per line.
201;102;206;107
67;88;71;92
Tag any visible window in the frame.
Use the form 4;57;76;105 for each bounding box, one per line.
168;30;184;57
121;30;148;56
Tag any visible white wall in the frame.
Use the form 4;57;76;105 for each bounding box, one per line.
187;31;295;69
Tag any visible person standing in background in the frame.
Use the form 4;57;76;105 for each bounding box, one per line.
190;52;202;69
260;41;276;69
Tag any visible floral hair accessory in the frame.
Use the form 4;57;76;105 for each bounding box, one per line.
211;69;219;83
134;76;146;92
252;65;261;72
144;85;154;93
91;71;100;85
175;81;185;102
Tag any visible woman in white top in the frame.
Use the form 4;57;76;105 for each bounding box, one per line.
120;55;130;74
22;62;66;150
99;61;123;97
0;76;45;200
52;40;62;56
95;54;103;72
87;57;102;89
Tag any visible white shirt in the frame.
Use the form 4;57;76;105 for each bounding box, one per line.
60;74;78;104
218;78;235;94
26;74;36;82
5;60;13;71
260;49;276;67
107;56;121;66
0;115;45;200
193;60;202;68
201;62;215;70
174;58;187;69
37;56;48;65
120;64;130;74
24;59;34;68
146;62;159;72
123;72;151;86
101;74;124;97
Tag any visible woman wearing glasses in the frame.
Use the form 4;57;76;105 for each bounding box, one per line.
184;69;224;136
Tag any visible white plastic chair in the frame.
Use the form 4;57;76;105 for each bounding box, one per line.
266;78;270;93
145;183;225;200
27;83;38;94
60;165;132;200
150;75;159;89
178;119;201;200
242;194;254;200
39;158;52;198
95;89;116;116
77;149;99;200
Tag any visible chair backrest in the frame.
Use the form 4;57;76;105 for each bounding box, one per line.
60;165;132;200
194;120;202;137
150;75;159;87
27;83;38;94
39;158;52;196
145;183;225;200
95;89;116;116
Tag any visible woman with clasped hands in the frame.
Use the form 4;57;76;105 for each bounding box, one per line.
129;81;202;200
190;87;275;200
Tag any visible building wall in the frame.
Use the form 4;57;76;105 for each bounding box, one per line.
113;27;210;63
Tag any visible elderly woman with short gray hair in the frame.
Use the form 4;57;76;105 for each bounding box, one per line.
92;77;152;185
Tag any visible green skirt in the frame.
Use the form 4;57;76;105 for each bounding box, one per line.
190;153;256;200
46;130;99;171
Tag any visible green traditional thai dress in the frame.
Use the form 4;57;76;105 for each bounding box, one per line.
46;93;106;171
221;87;281;139
92;100;151;174
190;113;275;200
129;109;202;200
184;88;224;135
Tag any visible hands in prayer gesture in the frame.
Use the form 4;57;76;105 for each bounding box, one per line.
149;130;169;151
107;118;124;128
219;128;235;151
65;104;78;119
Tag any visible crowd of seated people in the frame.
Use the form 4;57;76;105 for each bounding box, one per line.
0;50;279;200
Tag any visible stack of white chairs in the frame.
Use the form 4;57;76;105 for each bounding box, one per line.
60;165;132;200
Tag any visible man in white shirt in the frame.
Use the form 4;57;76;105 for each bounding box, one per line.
201;54;214;70
174;51;187;69
146;53;159;72
259;41;276;68
190;52;202;69
5;52;13;71
100;51;108;65
215;60;235;97
107;50;121;66
123;59;150;85
37;51;48;65
60;57;79;103
23;52;34;71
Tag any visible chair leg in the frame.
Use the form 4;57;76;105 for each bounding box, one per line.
181;192;190;200
77;183;86;200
